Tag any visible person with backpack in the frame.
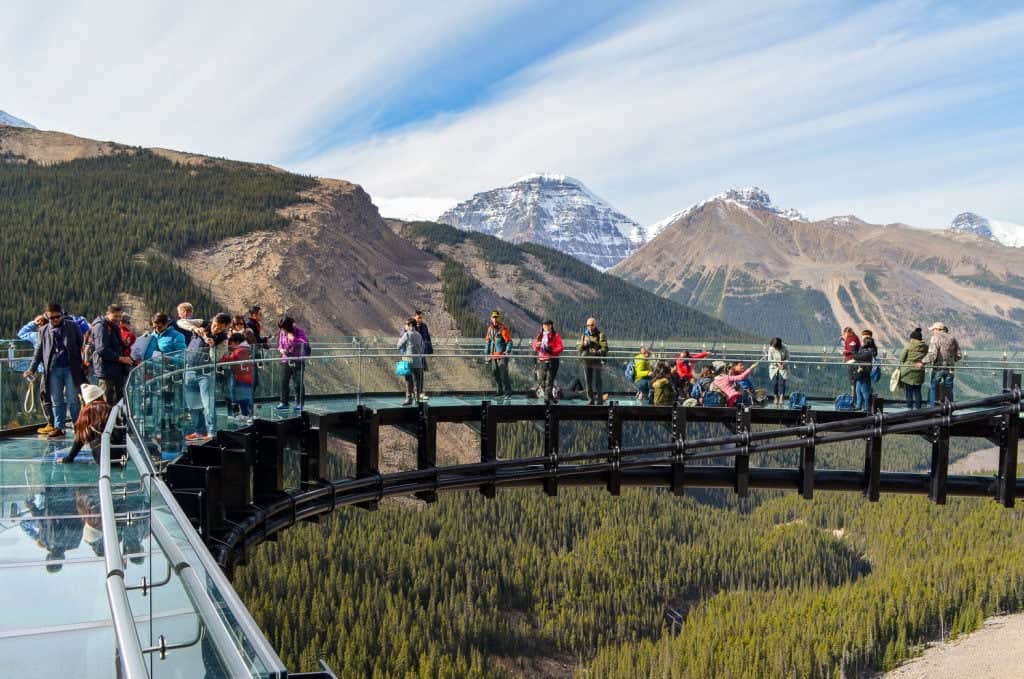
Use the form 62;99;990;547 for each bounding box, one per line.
531;320;564;402
91;305;134;406
24;303;86;439
898;327;927;409
484;311;513;399
578;318;608;405
398;317;426;405
852;329;878;411
632;346;654;403
276;316;309;412
768;337;789;406
675;349;710;398
918;322;962;405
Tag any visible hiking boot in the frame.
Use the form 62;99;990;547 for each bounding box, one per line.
418;394;429;402
37;424;56;435
185;432;208;442
401;396;413;406
46;429;66;439
274;403;290;411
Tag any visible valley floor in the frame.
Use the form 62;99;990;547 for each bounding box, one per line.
882;613;1024;678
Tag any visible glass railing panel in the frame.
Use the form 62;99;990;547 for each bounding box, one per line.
1;341;43;432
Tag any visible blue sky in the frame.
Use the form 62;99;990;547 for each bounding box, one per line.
3;0;1023;227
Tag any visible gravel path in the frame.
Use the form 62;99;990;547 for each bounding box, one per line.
883;614;1024;678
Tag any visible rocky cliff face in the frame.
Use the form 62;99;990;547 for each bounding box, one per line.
614;191;1024;348
178;179;450;336
437;174;640;270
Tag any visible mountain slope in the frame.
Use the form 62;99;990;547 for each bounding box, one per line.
614;192;1024;348
399;221;752;342
438;174;641;270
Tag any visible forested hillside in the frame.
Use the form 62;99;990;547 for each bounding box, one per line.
0;151;314;334
235;420;1021;678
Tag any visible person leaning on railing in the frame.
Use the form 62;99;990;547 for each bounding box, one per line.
918;322;962;405
484;311;513;400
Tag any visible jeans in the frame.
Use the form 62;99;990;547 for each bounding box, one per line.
280;361;305;407
929;369;955;405
772;374;786;396
854;379;872;411
904;384;922;409
48;366;80;430
584;363;603;403
537;359;560;394
636;377;651;400
404;368;424;398
233;383;254;417
184;372;214;435
490;357;512;396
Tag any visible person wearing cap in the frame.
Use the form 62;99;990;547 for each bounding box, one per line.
633;346;653;403
532;320;564;401
484;311;513;398
577;318;608;405
60;384;119;464
413;310;433;398
918;322;962;405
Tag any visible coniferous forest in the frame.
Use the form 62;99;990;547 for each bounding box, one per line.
0;151;314;334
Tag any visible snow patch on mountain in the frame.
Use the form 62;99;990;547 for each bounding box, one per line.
950;212;1024;248
438;174;641;269
645;186;807;240
0;110;35;129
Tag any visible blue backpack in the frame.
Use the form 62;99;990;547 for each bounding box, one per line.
788;392;807;410
834;393;855;411
624;361;636;381
703;391;723;407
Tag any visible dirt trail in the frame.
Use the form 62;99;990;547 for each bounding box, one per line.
883;614;1024;678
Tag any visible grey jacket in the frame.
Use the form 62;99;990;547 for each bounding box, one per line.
923;331;961;369
29;318;86;385
91;316;127;380
398;329;425;370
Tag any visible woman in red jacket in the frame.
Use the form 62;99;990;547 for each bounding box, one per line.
531;320;564;402
675;349;709;397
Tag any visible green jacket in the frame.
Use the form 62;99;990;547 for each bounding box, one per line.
578;330;608;363
652;376;674;405
634;353;652;382
899;339;928;386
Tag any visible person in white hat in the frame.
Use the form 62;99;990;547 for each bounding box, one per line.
59;384;115;464
917;322;962;405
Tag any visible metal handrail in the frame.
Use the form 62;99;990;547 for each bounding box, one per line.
121;396;287;677
99;402;148;679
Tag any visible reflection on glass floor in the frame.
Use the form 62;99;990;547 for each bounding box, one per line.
0;434;219;679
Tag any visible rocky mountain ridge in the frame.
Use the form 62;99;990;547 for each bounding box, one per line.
950;211;1024;248
437;174;641;270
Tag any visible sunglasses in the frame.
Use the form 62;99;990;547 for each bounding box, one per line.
46;315;62;321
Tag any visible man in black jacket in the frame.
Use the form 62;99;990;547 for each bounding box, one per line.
413;309;433;398
24;303;86;438
91;304;133;405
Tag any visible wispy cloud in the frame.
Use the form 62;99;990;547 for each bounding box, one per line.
3;1;1022;227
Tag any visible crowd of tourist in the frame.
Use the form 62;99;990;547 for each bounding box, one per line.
14;299;965;462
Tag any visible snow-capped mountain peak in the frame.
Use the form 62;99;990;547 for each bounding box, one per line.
950;212;1024;248
0;110;35;129
438;174;641;269
645;186;806;240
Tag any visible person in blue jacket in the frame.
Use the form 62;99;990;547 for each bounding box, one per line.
18;314;55;433
143;313;187;361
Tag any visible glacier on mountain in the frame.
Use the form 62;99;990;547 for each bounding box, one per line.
950;212;1024;248
437;174;641;270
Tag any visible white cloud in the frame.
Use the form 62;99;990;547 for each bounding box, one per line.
301;1;1024;226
